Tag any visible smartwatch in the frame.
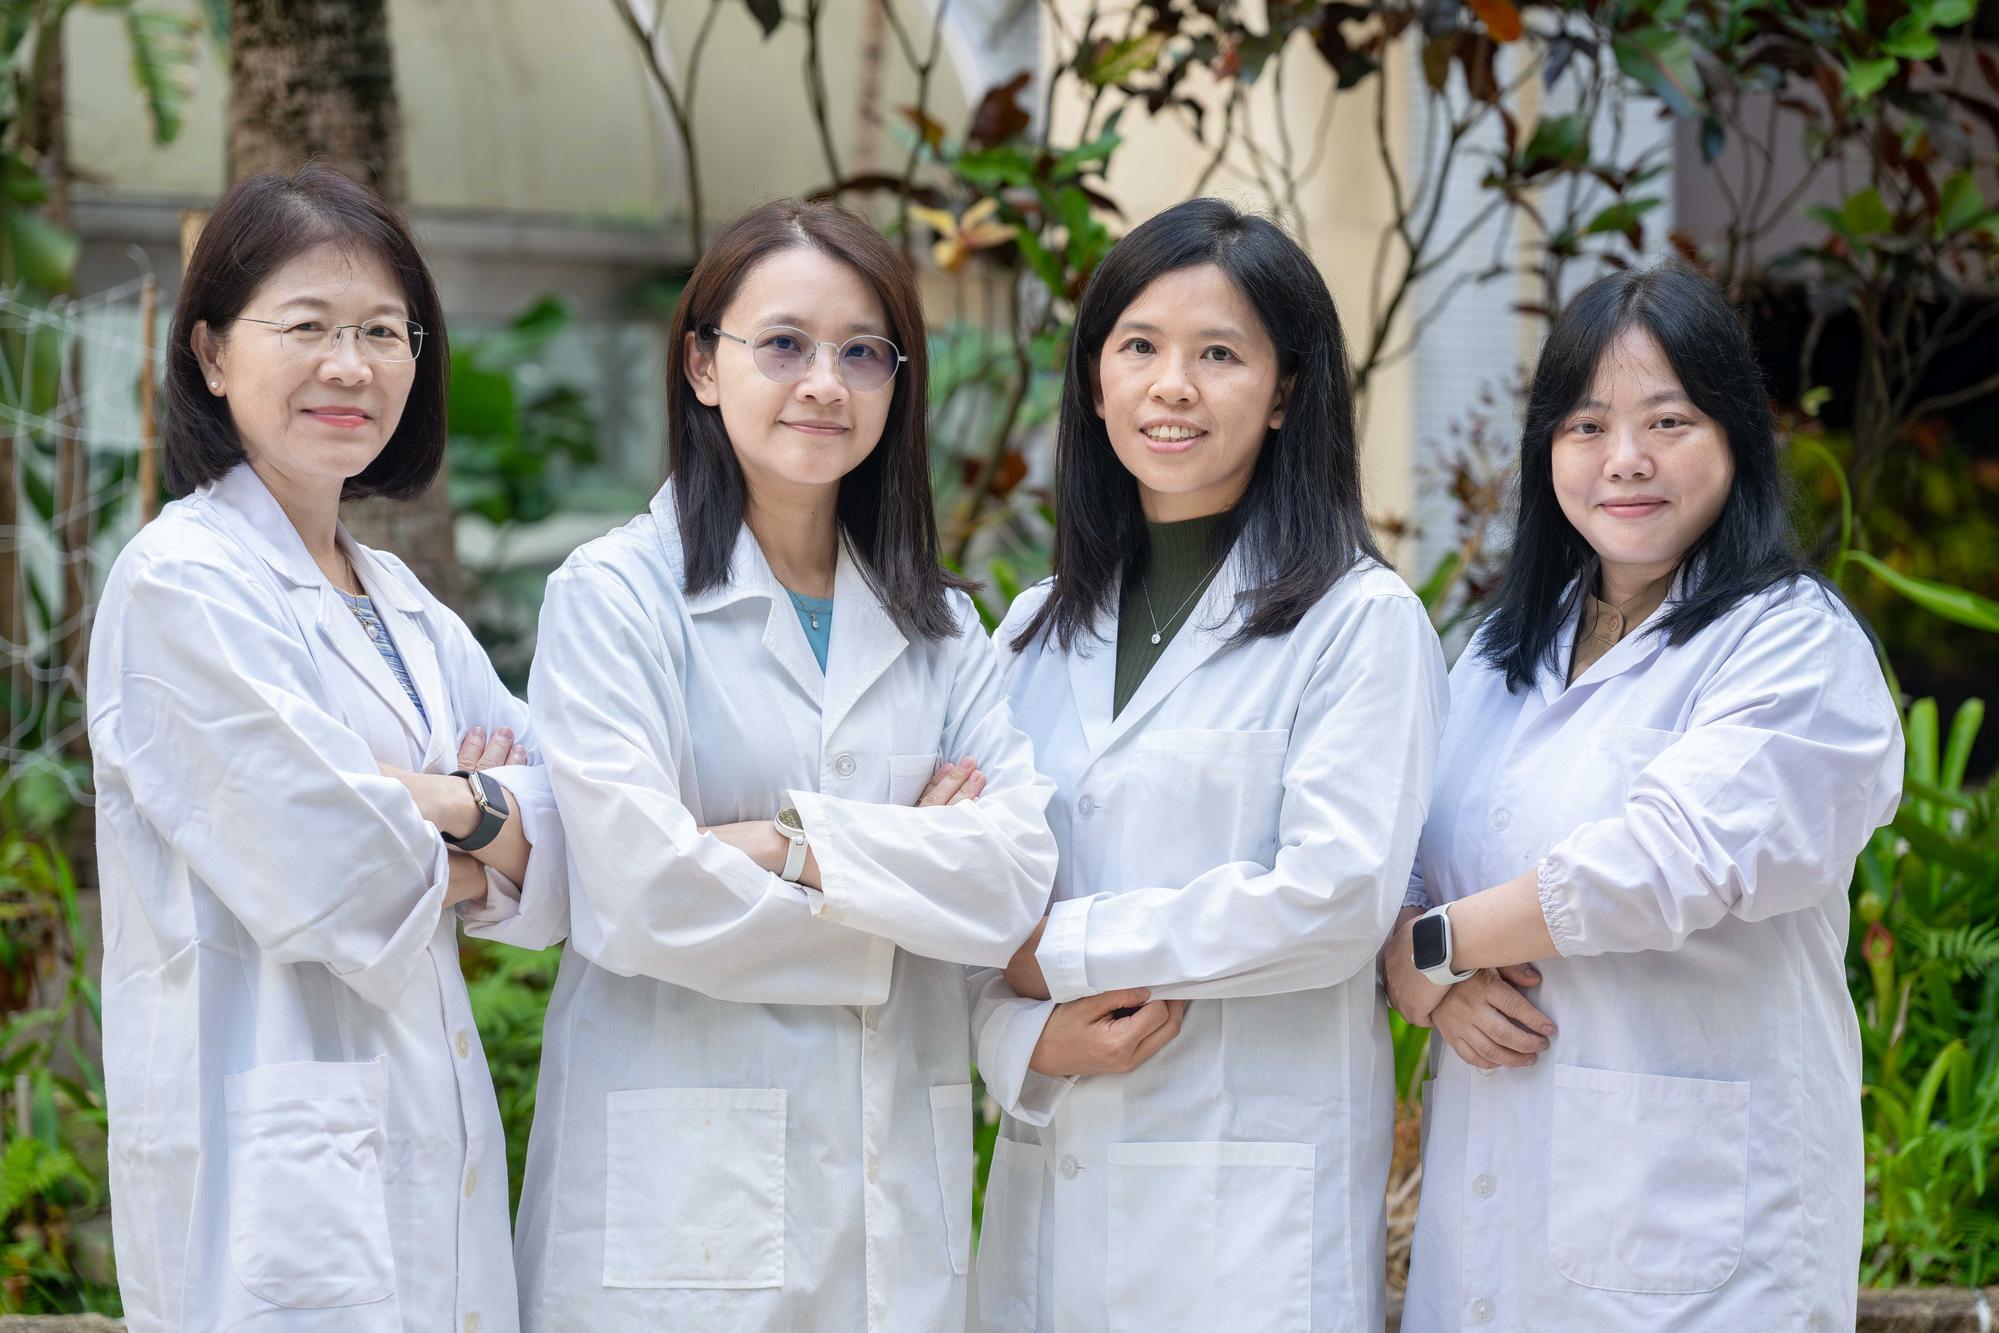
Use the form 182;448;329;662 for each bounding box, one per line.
774;807;809;882
1411;903;1475;986
442;769;509;852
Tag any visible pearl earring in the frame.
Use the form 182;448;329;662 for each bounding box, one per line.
209;381;220;390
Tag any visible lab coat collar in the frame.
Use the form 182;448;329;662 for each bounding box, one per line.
648;482;910;721
206;465;442;758
1535;562;1689;703
1067;537;1252;759
205;463;424;611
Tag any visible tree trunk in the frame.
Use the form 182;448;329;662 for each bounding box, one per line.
225;0;462;606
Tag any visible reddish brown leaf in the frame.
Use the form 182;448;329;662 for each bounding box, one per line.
1466;0;1524;44
967;72;1033;149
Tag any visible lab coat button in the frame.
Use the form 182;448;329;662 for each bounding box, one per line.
865;1152;880;1183
462;1315;481;1333
454;1030;471;1060
862;1006;880;1032
1470;1297;1494;1324
1473;1172;1496;1198
834;753;857;778
1489;807;1510;831
1076;795;1095;817
1058;1155;1079;1179
463;1168;478;1198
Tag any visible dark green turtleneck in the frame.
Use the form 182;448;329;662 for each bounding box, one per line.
1114;512;1230;716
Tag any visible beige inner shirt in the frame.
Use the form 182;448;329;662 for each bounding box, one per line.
1568;572;1674;683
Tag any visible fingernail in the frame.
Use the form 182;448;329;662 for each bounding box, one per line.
469;727;485;739
496;727;513;739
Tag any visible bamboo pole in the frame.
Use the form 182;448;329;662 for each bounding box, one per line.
137;274;158;525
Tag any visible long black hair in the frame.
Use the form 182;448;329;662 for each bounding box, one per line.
1478;261;1820;692
665;199;968;641
1011;197;1381;652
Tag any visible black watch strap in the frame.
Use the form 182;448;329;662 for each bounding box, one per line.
442;769;508;852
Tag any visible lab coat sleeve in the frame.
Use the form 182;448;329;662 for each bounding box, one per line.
1036;590;1448;1003
1536;600;1903;958
787;598;1059;967
397;564;571;950
1404;860;1433;911
968;967;1076;1125
530;559;895;1005
98;554;450;1009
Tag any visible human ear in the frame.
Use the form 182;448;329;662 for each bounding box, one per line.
684;329;722;408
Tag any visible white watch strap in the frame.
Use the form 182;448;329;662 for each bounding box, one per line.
1418;904;1477;986
780;831;808;882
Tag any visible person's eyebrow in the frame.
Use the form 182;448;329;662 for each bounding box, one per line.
270;295;409;319
1114;320;1251;341
756;313;889;339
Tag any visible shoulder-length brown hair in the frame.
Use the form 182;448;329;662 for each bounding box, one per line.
666;198;968;640
163;164;449;500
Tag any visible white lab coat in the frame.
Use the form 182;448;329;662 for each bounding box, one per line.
972;552;1449;1333
511;487;1058;1333
87;464;569;1333
1401;575;1902;1331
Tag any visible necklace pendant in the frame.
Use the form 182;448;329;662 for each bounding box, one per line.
1150;631;1162;645
811;614;821;630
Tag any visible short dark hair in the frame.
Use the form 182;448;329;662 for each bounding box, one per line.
1012;197;1382;653
665;198;968;641
163;164;449;500
1477;261;1824;692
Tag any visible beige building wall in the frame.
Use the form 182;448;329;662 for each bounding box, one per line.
64;0;1415;547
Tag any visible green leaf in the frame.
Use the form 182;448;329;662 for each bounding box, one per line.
1521;113;1588;172
126;8;200;145
952;146;1037;191
1847;55;1899;100
1086;31;1166;86
1840;186;1896;238
1584;197;1663;236
1612;29;1702;118
1938;171;1986;234
1892;809;1991;875
2;208;78;292
1801;386;1833;417
1929;0;1975;21
1014;227;1066;301
1881;15;1941;60
1414;551;1462;612
1844;551;1999;632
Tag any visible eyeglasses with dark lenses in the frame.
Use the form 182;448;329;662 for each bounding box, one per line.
706;324;905;392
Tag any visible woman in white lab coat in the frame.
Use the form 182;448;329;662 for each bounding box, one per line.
1384;263;1902;1331
974;198;1449;1333
89;166;568;1332
512;199;1058;1333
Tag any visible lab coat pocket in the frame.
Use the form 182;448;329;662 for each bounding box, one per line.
1548;1064;1750;1294
603;1087;786;1289
890;753;941;806
1106;1140;1315;1333
973;1136;1045;1333
930;1083;975;1274
223;1058;395;1311
1128;729;1288;870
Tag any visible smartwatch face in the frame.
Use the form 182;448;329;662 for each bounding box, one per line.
776;807;804;836
1411;914;1449;971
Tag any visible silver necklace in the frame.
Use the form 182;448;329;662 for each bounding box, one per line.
1140;554;1227;646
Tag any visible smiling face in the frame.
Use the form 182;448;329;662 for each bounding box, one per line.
1092;263;1289;522
1551;324;1735;602
193;242;416;493
683;245;898;511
